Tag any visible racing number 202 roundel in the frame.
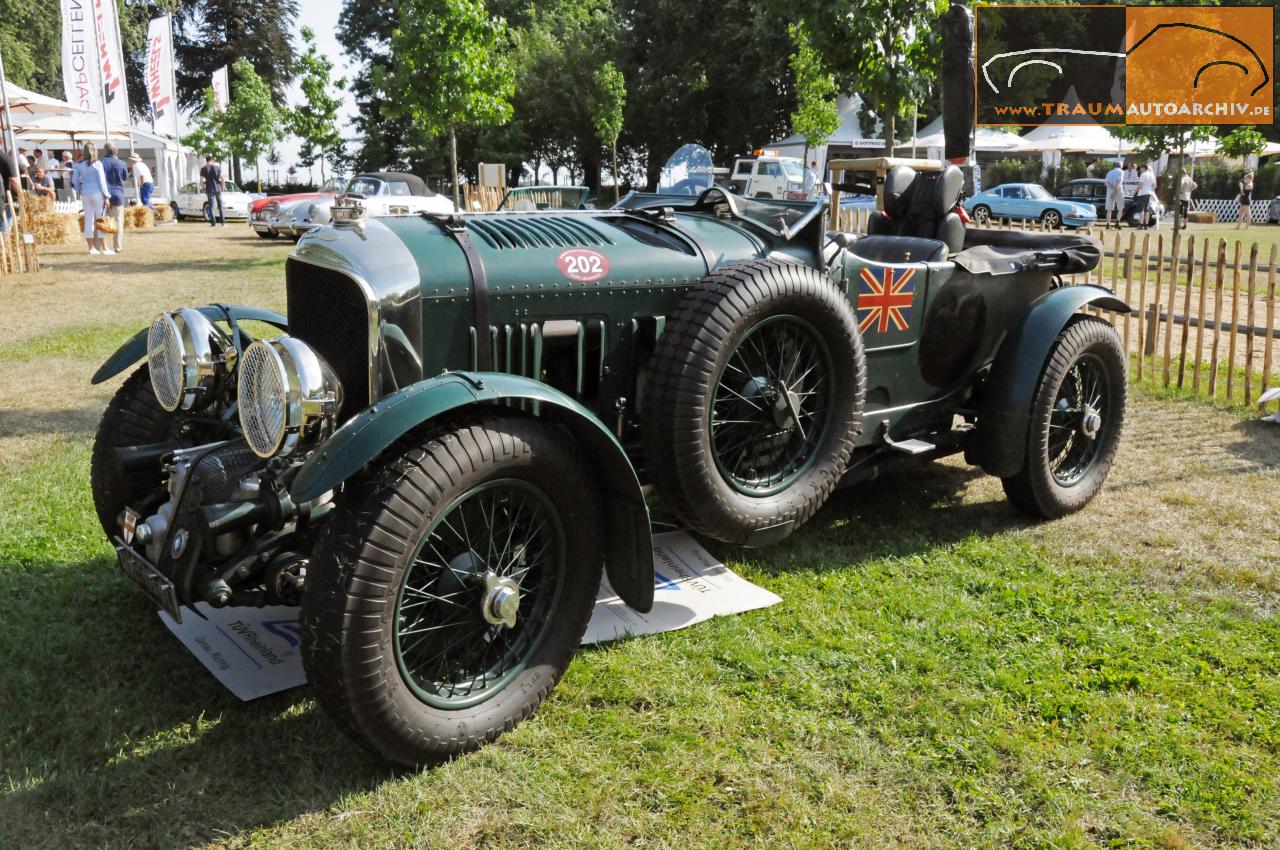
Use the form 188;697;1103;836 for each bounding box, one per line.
558;249;610;283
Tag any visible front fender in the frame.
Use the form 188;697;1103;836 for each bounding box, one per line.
90;304;289;385
970;285;1129;478
291;371;654;612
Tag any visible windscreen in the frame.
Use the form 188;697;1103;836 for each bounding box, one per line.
657;144;716;195
345;177;382;197
1028;185;1053;200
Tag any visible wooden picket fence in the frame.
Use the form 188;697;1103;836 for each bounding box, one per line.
0;190;42;275
825;203;1280;412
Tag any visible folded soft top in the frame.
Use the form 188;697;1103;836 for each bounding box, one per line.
953;229;1102;276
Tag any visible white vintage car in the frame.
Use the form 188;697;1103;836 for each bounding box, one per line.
172;181;253;221
278;172;455;238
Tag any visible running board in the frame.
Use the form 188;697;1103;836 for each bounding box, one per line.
879;420;936;455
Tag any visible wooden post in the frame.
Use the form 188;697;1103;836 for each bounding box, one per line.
1262;245;1278;409
1173;236;1194;387
1136;232;1151;381
1144;303;1160;356
1244;242;1259;405
1122;231;1136;356
1226;241;1242;401
1182;235;1203;389
1192;239;1212;394
1162;232;1182;386
1208;240;1227;398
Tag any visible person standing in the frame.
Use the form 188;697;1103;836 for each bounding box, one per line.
1103;161;1125;229
1135;164;1157;229
1177;171;1197;223
200;155;225;226
1237;170;1254;230
0;152;19;231
130;153;156;212
100;142;129;253
60;151;77;201
71;142;110;255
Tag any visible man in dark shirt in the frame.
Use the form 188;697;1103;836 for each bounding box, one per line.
200;155;225;226
100;142;130;252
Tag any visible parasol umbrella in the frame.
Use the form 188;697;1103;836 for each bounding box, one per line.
13;113;131;144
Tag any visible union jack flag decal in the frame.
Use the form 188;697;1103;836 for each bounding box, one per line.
857;267;916;333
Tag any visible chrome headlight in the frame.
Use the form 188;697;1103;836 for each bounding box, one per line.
147;308;234;412
238;336;343;459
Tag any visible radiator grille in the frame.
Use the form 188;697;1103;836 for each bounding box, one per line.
286;259;369;421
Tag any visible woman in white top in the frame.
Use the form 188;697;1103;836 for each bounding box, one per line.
71;142;111;255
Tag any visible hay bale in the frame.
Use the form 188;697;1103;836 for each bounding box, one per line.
26;195;80;246
154;203;175;223
125;205;155;229
1187;210;1216;224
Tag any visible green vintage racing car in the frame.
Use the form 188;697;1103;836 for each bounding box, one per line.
89;144;1128;766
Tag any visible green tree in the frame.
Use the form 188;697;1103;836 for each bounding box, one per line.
1218;126;1267;161
379;0;515;207
181;87;233;161
617;0;797;186
788;0;946;153
289;26;346;183
787;22;839;184
590;62;626;202
175;0;299;109
222;58;286;185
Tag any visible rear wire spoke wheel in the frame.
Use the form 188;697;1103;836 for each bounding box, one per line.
645;259;865;546
1002;316;1126;518
302;415;604;765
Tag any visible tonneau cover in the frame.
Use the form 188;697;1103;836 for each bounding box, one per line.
954;229;1101;276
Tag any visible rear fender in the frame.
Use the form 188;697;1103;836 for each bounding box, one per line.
291;371;654;612
90;304;289;385
969;285;1129;478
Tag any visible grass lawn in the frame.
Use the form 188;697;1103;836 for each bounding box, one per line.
2;226;1280;849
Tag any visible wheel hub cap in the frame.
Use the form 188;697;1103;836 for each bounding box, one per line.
482;572;521;629
1081;407;1102;439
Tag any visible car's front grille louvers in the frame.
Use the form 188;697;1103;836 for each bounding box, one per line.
466;216;614;250
285;259;369;421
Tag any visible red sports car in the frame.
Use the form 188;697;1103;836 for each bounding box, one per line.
248;177;346;239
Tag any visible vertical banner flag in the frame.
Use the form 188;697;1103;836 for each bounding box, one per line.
145;15;180;137
61;0;103;113
212;66;229;111
92;0;129;125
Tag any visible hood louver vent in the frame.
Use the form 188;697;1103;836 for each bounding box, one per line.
467;215;614;250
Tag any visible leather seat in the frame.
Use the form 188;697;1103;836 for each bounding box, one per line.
866;164;965;256
849;235;948;265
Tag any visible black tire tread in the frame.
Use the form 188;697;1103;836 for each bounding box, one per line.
89;365;172;538
1002;315;1126;518
643;258;866;544
302;414;604;764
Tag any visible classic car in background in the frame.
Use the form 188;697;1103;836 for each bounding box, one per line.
1054;178;1166;228
496;185;591;211
171;181;253;221
249;177;347;239
965;182;1097;229
90;143;1127;767
1267;194;1279;224
276;172;455;238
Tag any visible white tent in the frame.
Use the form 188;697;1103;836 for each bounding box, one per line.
1014;123;1132;156
767;94;887;165
902;116;1024;156
13;113;132;143
2;82;90;117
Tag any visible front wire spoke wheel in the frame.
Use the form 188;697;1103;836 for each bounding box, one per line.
394;480;566;709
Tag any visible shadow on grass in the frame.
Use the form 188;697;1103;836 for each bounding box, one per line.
0;408;105;438
1224;416;1280;468
0;557;396;849
0;456;1031;848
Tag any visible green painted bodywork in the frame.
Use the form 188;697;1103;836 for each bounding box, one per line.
967;285;1130;477
90;304;288;385
291;370;654;611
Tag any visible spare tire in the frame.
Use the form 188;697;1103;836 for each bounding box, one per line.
643;259;866;545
